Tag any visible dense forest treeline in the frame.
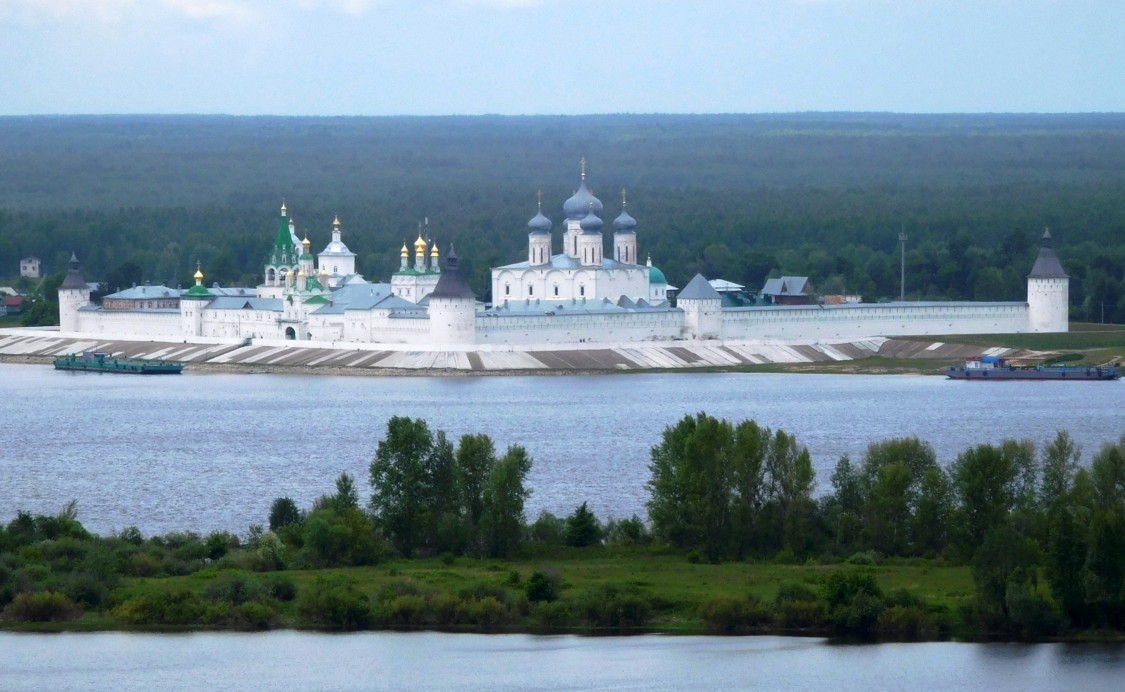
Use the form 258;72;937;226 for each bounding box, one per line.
1;113;1124;320
3;414;1124;639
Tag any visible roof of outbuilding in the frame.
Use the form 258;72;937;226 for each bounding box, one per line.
761;276;810;297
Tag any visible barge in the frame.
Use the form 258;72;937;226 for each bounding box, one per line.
53;352;184;375
947;356;1119;381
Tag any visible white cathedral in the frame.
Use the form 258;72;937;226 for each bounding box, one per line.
58;163;1070;348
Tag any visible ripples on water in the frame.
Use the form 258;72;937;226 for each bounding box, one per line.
0;364;1121;534
1;632;1123;691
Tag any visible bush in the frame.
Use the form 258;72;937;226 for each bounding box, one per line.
774;582;818;605
114;590;205;625
265;576;297;602
203;573;266;605
466;596;508;629
125;552;161;577
774;599;828;629
1;591;81;622
428;592;463;626
525;571;559;603
845;551;878;566
831;592;885;636
604;515;652;547
533;600;574;629
458;581;511;606
823;570;882;609
297;577;372;630
205;531;240;561
698;595;770;633
62;571;109;608
387;594;428;627
238;600;278;628
578;583;653;630
528;511;565;545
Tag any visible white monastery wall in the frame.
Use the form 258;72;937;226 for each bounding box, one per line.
75;310;181;339
721;302;1030;340
476;310;682;345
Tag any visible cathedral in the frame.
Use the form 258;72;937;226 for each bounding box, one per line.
57;163;1069;348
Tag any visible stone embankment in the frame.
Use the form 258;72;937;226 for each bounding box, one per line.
0;329;1012;375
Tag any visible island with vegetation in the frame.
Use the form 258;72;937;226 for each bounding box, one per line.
3;415;1123;642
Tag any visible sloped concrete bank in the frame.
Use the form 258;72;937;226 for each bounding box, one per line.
0;328;1013;375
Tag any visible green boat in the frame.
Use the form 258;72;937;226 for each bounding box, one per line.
53;352;184;375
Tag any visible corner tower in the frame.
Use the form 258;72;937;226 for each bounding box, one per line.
428;245;477;344
58;253;91;333
1027;228;1069;333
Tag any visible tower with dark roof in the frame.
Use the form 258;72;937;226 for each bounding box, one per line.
1027;228;1069;332
429;245;477;344
58;252;91;333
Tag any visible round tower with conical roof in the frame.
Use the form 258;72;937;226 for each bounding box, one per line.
1027;228;1069;332
58;252;91;333
428;245;477;344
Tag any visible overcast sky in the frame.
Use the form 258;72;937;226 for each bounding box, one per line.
2;0;1122;115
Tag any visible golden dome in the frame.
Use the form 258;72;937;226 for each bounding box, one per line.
333;215;341;227
302;235;311;248
430;242;439;258
298;269;306;277
413;228;428;252
400;242;409;257
193;269;204;281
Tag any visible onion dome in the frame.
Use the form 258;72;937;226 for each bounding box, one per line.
413;226;428;253
430;242;440;259
579;206;603;233
302;236;311;249
194;267;204;282
401;242;410;258
527;191;552;234
614;188;637;232
647;255;667;284
563;158;603;219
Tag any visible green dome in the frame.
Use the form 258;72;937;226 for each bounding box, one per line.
649;265;668;285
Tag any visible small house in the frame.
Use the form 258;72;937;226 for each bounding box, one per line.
760;276;813;306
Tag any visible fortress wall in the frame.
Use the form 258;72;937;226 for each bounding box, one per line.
477;311;683;345
721;302;1030;340
201;310;282;340
75;310;181;339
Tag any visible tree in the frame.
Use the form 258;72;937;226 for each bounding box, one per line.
912;466;953;556
268;497;302;532
331;471;359;511
730;420;769;559
766;429;815;554
647;413;734;561
565;502;602;547
481;445;532;558
1040;431;1081;509
369;416;435;557
951;443;1017;555
455;433;495;553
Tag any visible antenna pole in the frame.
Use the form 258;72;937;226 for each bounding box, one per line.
899;227;907;301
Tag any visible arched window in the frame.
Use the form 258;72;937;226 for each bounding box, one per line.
504;284;510;296
528;285;534;296
553;285;559;297
579;285;585;297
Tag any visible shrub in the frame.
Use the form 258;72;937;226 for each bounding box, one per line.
62;571;109;608
845;551;878;566
238;600;278;628
604;515;652;547
774;600;828;629
877;605;928;638
823;570;882;609
265;576;297;602
297;577;372;630
525;571;559;603
388;594;428;627
428;592;463;626
467;596;507;630
774;583;818;605
458;582;511;606
529;511;565;545
203;573;266;605
1;591;81;622
125;552;161;577
114;590;205;626
205;531;240;561
578;583;653;630
533;600;574;629
831;592;885;636
699;595;770;633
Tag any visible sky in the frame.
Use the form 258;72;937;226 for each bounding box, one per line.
2;0;1123;115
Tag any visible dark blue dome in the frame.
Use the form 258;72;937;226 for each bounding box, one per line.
613;209;636;232
579;208;603;233
564;180;603;220
527;209;552;234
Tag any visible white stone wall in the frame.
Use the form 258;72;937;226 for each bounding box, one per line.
721;302;1031;340
199;309;283;340
476;310;683;345
74;309;181;339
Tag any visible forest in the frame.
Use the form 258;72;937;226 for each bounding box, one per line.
1;112;1124;321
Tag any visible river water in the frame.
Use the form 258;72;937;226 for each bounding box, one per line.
3;364;1124;686
1;364;1122;535
1;631;1123;691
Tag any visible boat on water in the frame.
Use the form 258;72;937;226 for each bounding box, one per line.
53;352;184;375
947;356;1120;381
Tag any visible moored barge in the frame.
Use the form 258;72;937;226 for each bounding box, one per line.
947;356;1119;381
53;352;184;375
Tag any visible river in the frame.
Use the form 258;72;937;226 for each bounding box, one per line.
1;631;1123;691
1;363;1121;535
